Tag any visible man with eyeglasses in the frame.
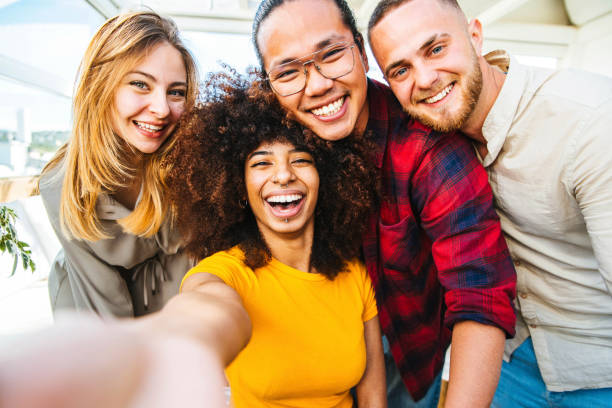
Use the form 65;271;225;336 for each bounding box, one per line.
252;0;517;407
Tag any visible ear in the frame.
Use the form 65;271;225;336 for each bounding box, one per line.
468;18;484;56
355;34;369;73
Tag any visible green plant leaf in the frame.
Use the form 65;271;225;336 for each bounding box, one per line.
10;254;18;277
1;205;36;274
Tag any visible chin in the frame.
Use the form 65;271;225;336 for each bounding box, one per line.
135;145;163;154
406;107;464;133
312;125;351;141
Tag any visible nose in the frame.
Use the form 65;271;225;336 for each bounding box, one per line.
274;162;296;186
148;89;170;118
303;62;334;97
413;63;438;91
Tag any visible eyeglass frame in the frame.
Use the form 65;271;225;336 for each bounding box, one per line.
265;41;357;97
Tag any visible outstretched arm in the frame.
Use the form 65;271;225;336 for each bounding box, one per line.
0;273;251;408
143;272;252;366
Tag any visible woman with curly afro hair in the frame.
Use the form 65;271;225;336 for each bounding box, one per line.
164;69;386;408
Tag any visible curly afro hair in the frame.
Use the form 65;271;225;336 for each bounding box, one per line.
166;68;378;279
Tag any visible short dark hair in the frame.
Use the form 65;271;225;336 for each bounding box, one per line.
166;68;378;279
252;0;364;72
368;0;461;35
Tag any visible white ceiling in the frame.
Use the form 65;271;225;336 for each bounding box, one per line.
88;0;612;33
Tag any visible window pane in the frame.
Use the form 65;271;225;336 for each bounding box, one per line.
0;0;104;81
0;0;103;177
0;77;71;177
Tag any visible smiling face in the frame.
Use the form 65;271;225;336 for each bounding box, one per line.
111;41;187;155
245;141;319;241
369;0;483;132
257;0;370;141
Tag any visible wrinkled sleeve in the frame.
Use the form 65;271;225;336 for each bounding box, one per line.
572;99;612;294
40;168;190;318
39;175;134;318
46;237;135;317
414;133;516;337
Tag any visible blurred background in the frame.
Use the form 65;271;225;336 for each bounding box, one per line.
1;0;611;335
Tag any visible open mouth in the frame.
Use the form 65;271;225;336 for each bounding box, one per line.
310;96;345;117
134;120;165;134
423;83;454;104
265;193;305;218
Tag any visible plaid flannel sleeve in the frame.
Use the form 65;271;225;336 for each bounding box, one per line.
413;131;517;336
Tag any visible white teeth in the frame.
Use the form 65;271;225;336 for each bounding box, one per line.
266;194;303;204
424;84;453;104
311;97;344;117
135;121;164;132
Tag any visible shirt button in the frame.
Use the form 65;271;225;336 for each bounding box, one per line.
520;293;528;299
515;260;522;267
530;324;537;329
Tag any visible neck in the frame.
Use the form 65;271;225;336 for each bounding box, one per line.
112;147;145;210
260;220;315;273
112;175;142;210
461;57;506;154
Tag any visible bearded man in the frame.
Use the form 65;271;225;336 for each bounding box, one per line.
368;0;612;406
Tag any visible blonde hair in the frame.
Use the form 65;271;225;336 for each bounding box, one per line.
41;11;199;241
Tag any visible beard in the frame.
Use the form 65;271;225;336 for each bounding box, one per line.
405;51;483;133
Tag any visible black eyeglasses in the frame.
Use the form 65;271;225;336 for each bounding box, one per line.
267;41;356;96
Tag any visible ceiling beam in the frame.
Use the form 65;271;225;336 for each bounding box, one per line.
153;5;253;19
0;55;71;100
172;14;253;34
477;0;532;26
84;0;121;19
485;22;575;45
482;22;575;58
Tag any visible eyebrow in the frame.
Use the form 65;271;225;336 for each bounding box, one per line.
273;34;348;66
384;59;407;78
384;33;450;77
248;150;271;159
127;70;187;87
247;147;311;160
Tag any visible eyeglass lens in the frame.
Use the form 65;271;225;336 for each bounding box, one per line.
268;43;355;96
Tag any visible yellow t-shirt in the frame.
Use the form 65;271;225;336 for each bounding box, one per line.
182;247;378;408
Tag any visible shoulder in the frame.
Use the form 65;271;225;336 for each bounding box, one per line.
183;247;251;288
39;160;65;201
529;67;612;112
519;66;612;156
338;259;371;286
390;126;476;176
190;247;246;272
344;258;367;274
367;77;405;125
38;160;67;224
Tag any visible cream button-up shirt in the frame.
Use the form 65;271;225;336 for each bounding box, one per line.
481;52;612;391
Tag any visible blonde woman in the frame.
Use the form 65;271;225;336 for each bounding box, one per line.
39;11;199;317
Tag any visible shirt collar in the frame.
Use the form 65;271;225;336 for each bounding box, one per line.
481;51;528;167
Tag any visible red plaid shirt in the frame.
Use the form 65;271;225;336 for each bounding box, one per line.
363;79;516;400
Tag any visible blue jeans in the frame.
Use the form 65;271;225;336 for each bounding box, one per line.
492;338;612;408
383;336;441;408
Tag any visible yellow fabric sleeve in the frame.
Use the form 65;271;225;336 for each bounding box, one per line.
357;261;378;322
180;248;248;292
